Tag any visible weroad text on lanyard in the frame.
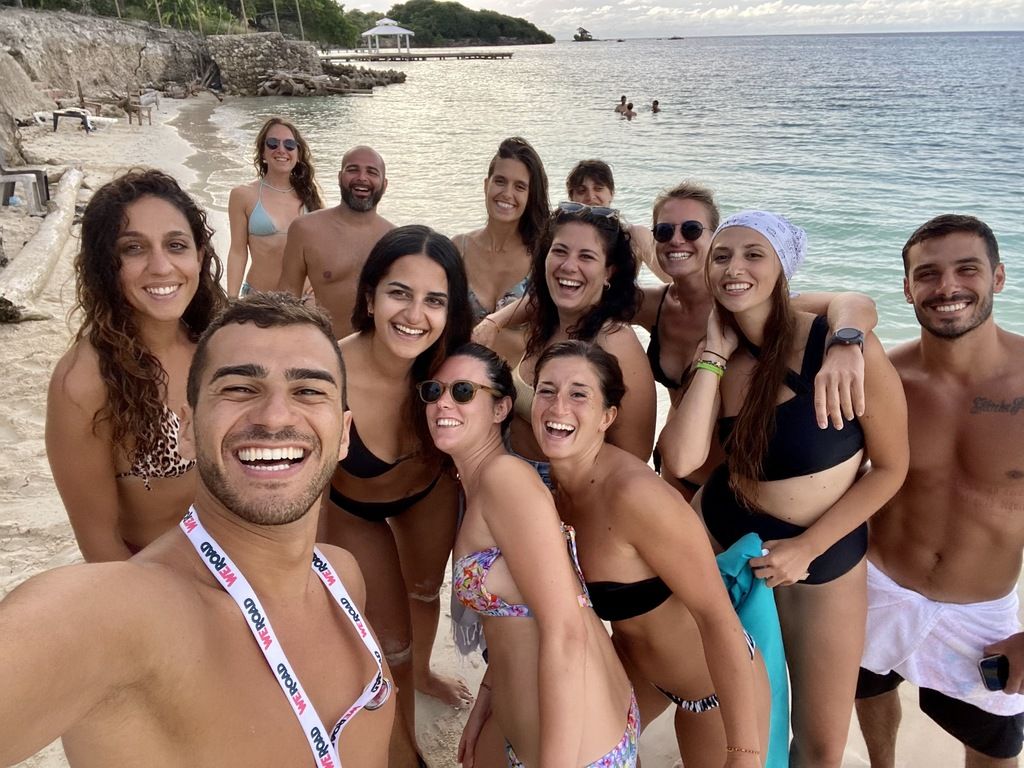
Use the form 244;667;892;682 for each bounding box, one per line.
180;506;390;768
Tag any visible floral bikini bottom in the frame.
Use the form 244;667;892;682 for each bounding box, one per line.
504;690;639;767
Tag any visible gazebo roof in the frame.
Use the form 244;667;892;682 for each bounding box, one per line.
361;19;415;36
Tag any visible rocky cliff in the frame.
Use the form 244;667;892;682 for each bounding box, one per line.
0;9;210;95
0;9;210;163
0;49;53;164
0;10;401;162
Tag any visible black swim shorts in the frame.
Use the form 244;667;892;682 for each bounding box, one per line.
857;667;1024;759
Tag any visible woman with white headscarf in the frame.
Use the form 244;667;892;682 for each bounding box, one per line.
658;211;909;767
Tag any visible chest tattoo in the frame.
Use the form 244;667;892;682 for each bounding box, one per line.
970;396;1024;415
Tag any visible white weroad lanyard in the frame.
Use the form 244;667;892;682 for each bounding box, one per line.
180;506;388;768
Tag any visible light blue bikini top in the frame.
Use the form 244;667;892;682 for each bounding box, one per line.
248;181;304;237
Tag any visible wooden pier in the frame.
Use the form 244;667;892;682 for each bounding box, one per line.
321;51;513;63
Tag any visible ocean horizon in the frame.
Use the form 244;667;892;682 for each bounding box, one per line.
541;30;1024;42
175;32;1024;346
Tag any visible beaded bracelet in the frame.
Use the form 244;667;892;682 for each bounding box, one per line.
726;746;760;755
695;360;725;378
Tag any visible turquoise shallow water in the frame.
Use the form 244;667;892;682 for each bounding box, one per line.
188;33;1024;345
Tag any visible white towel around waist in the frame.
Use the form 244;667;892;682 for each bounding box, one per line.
862;560;1024;716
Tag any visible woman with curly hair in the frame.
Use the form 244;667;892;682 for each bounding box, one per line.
502;203;657;473
453;137;550;323
227;116;323;297
46;169;227;561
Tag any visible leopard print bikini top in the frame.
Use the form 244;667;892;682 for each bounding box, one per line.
115;405;195;490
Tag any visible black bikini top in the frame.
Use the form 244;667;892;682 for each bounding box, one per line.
586;576;673;622
718;315;865;482
646;286;684;390
339;421;411;479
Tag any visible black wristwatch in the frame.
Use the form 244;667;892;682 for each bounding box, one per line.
825;327;865;354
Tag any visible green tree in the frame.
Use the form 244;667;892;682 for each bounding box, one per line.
299;0;355;47
344;7;381;45
384;0;552;46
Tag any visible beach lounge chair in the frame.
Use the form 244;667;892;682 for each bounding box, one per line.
51;108;96;133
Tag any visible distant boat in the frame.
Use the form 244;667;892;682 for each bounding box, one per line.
574;27;594;41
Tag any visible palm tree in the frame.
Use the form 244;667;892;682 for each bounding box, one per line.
294;0;305;39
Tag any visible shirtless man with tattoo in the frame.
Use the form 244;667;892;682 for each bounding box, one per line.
856;214;1024;767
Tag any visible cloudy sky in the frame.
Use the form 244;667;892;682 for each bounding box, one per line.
352;0;1024;39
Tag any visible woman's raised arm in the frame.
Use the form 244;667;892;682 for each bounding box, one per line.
658;306;737;478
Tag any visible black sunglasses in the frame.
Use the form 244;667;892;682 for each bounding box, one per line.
265;137;298;151
418;380;503;404
652;221;706;243
557;201;620;220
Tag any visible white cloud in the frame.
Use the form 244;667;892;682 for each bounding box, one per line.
356;0;1024;37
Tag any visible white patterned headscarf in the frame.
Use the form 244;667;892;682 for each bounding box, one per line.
712;210;807;280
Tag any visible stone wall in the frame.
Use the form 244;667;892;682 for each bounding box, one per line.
0;9;209;94
206;33;322;95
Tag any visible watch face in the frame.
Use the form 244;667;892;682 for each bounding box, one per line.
836;328;863;343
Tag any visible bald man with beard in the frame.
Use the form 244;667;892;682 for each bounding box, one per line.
279;145;395;336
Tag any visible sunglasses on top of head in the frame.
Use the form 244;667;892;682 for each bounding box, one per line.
557;201;620;221
265;137;299;151
652;220;706;243
418;380;502;405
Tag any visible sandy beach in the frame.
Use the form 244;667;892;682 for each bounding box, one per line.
0;94;1006;768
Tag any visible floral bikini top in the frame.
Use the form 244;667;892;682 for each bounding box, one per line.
453;524;592;618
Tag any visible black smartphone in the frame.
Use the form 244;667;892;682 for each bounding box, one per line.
979;654;1009;691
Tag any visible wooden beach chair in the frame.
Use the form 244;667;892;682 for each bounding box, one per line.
126;89;160;126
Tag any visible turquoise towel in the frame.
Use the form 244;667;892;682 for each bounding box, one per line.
717;532;789;768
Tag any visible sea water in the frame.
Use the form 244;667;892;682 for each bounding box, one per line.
183;32;1024;345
